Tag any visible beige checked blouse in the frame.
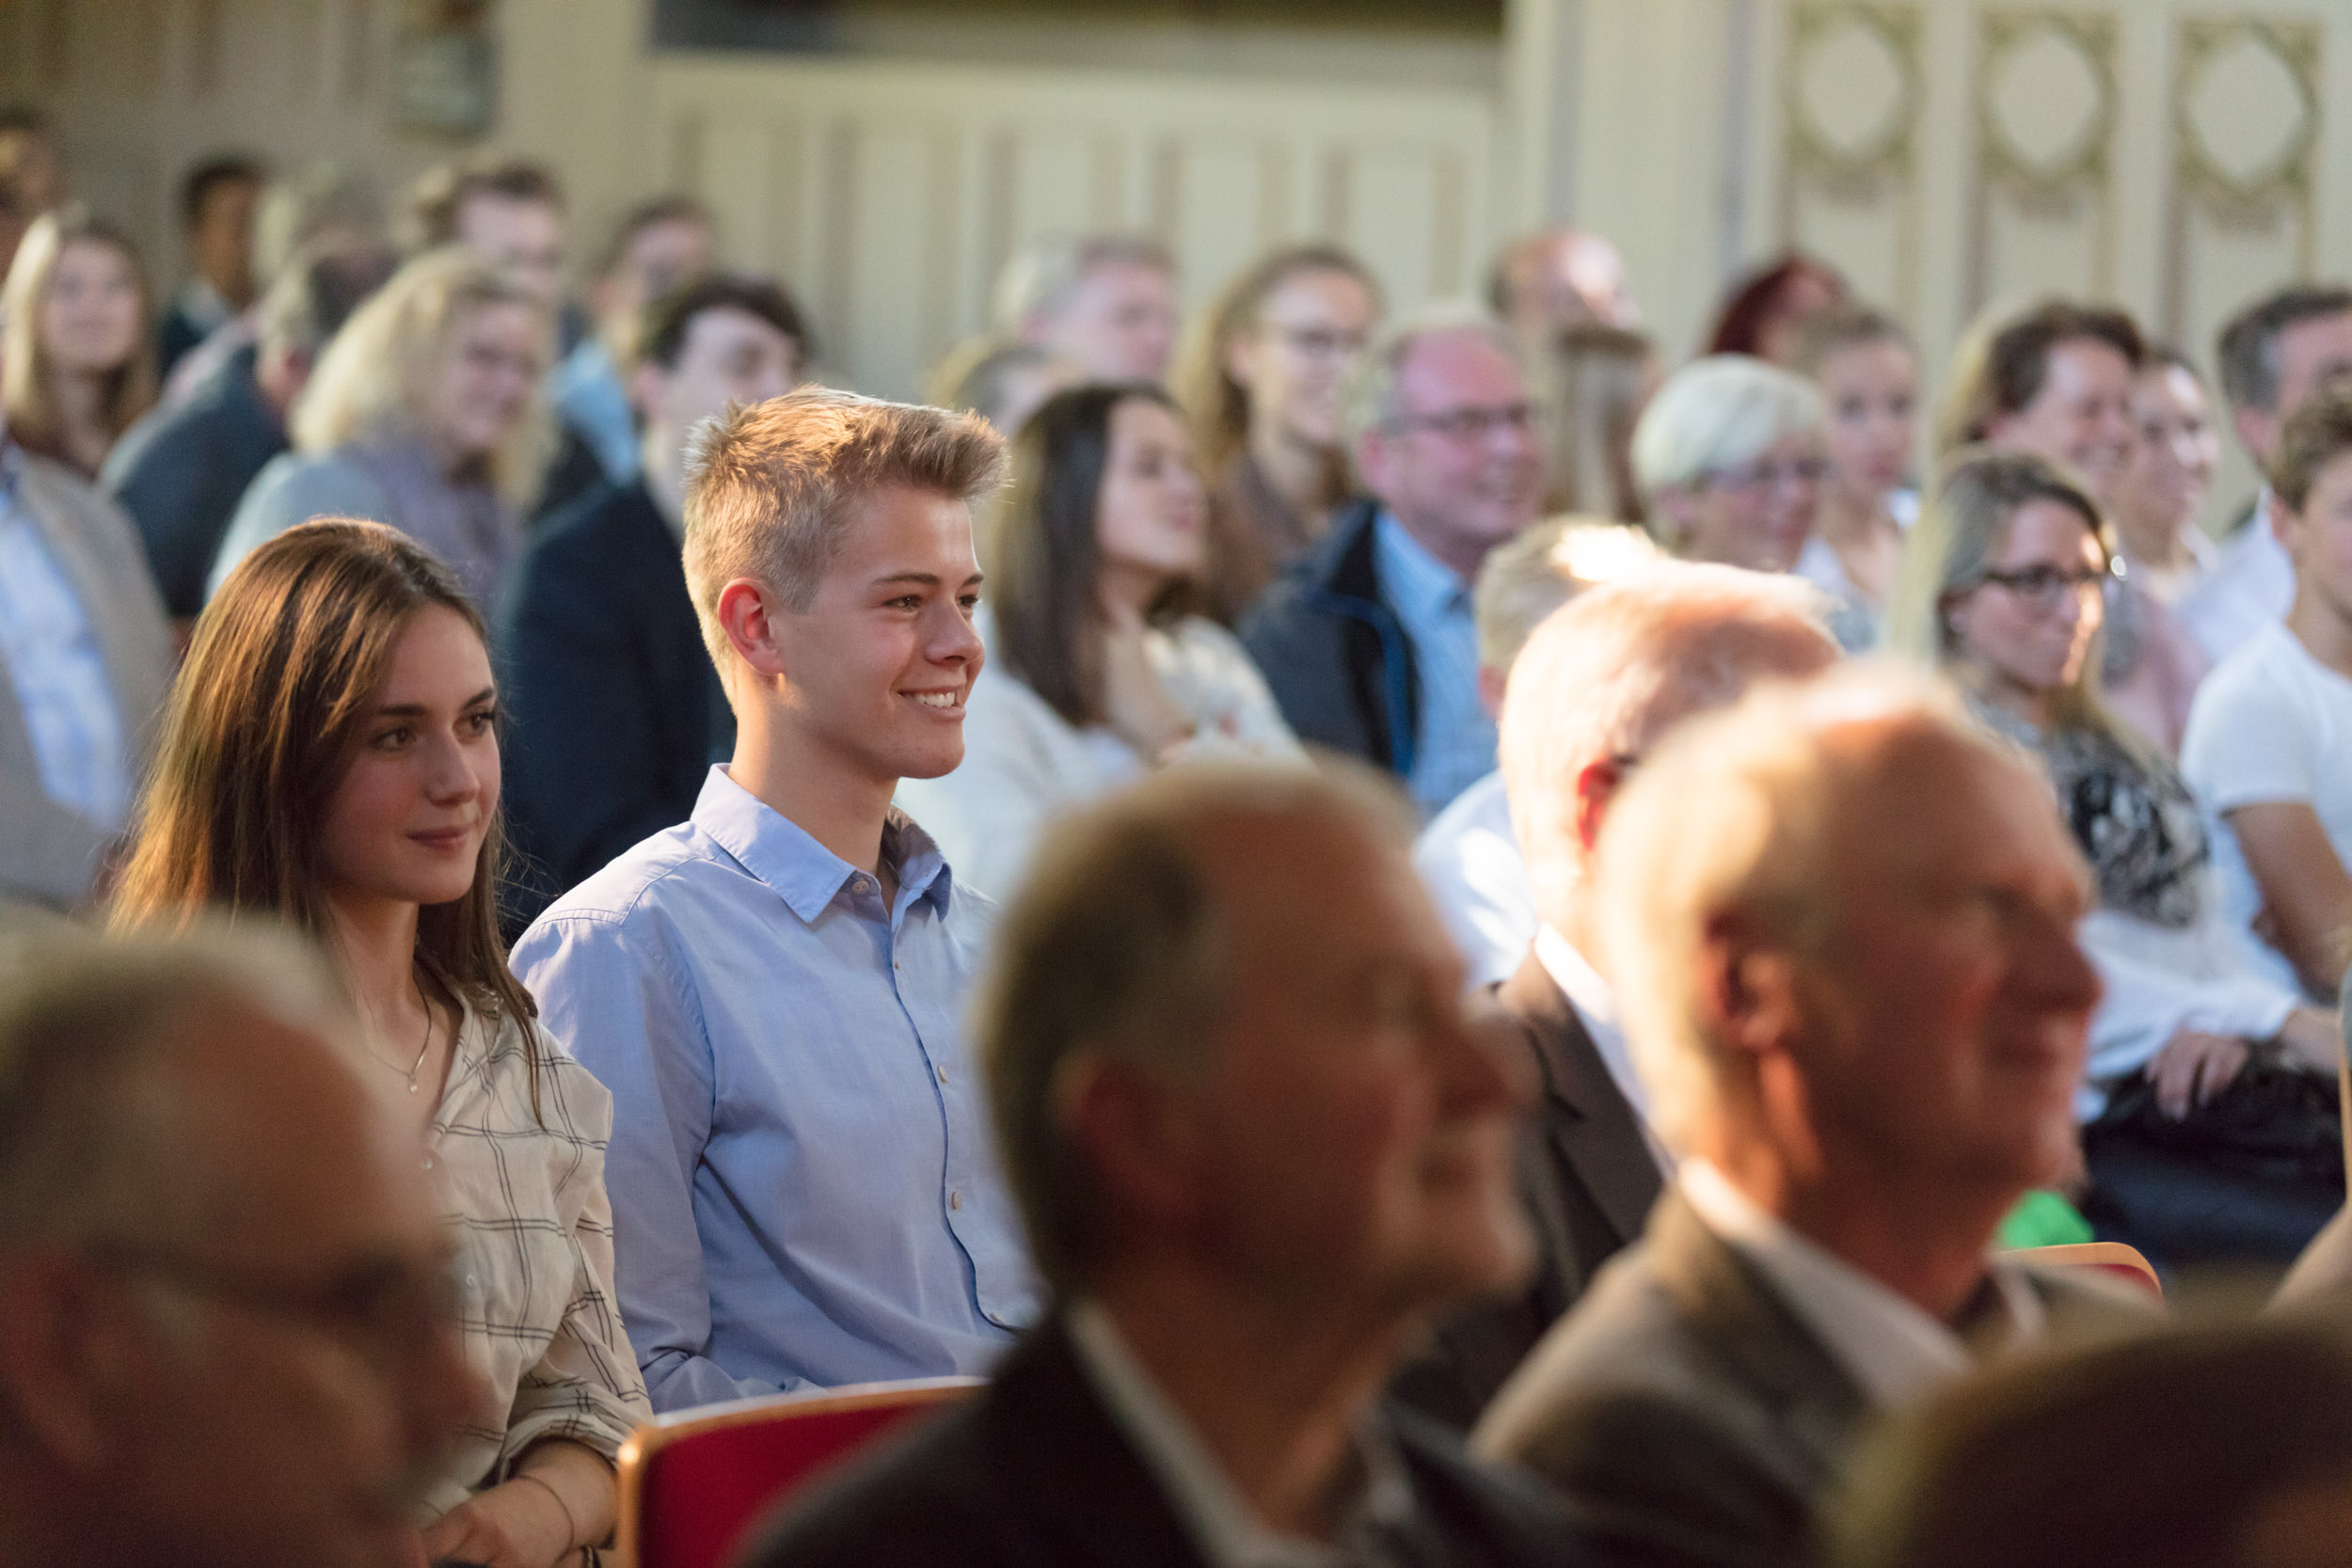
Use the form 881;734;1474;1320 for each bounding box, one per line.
420;1000;652;1520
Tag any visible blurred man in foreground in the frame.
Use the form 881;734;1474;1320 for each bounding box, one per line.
0;929;473;1568
1476;668;2149;1568
1397;562;1838;1428
749;764;1604;1567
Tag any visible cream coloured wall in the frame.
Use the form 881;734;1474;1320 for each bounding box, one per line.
1525;0;2352;523
11;0;2352;467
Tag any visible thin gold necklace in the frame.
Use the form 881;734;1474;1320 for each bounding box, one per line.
371;971;436;1094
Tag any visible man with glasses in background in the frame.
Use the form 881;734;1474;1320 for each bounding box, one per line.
1242;306;1547;815
0;927;475;1568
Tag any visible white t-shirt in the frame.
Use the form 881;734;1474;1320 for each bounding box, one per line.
2176;496;2295;665
2179;620;2352;998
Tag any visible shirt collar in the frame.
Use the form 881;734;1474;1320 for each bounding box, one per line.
1372;511;1472;624
690;765;954;926
1677;1159;2042;1409
1532;924;1672;1171
1065;1300;1415;1568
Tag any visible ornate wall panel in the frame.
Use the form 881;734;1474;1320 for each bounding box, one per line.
650;54;1494;398
2165;20;2321;363
1968;10;2119;314
1780;3;1924;320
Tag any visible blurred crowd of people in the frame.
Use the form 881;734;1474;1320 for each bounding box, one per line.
8;98;2352;1568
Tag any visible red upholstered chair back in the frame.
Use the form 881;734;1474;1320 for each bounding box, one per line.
2003;1241;2164;1300
613;1376;981;1568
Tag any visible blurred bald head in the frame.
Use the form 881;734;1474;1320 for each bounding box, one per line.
0;927;473;1568
1489;227;1638;339
983;763;1532;1322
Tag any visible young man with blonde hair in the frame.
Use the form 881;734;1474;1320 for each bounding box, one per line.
515;389;1041;1411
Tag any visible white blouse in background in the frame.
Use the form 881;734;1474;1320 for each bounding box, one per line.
897;613;1304;905
422;1000;652;1520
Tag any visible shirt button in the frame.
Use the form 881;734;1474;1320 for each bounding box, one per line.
421;1157;434;1171
949;1190;964;1211
935;1064;947;1084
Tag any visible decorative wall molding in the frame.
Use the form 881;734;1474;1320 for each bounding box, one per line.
649;52;1496;398
1967;9;2120;312
1777;1;1923;318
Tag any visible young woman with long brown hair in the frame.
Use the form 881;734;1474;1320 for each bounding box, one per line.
111;518;647;1568
0;205;155;479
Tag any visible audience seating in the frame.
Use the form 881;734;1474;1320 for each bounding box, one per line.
2007;1241;2163;1299
613;1376;981;1568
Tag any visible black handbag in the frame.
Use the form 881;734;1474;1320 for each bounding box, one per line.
2097;1059;2345;1187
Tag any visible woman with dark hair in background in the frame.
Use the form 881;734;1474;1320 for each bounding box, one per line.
1704;251;1847;365
112;519;649;1568
1172;244;1382;621
0;206;154;480
896;384;1299;899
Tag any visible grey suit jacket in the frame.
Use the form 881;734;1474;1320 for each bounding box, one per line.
1394;953;1665;1430
1471;1189;2153;1568
0;453;173;909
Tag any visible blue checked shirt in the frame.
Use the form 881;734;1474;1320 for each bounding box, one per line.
1373;513;1497;816
0;454;131;831
512;767;1041;1412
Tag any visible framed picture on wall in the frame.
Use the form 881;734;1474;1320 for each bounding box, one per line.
395;0;500;137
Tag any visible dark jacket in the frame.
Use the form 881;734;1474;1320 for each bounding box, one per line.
100;343;288;619
1396;954;1665;1430
1473;1191;2156;1568
493;480;732;928
744;1313;1608;1568
1237;499;1420;777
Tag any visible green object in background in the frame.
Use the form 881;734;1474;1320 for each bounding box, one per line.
1996;1189;2095;1249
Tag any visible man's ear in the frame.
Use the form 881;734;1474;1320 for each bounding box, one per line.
1572;756;1628;856
2267;487;2301;554
1692;910;1803;1063
1057;1053;1203;1236
716;578;789;683
0;1254;126;1473
2236;404;2277;477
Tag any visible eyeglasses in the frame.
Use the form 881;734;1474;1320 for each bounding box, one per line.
1385;401;1544;441
1702;457;1830;493
1268;325;1368;362
1971;562;2114;609
89;1243;462;1374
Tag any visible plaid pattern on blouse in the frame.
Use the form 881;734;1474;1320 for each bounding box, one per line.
421;1001;652;1519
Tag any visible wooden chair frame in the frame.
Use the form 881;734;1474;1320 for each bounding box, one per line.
2004;1240;2162;1297
612;1375;981;1568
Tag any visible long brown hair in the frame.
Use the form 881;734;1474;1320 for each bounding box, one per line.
992;384;1193;729
110;520;540;1100
0;205;156;474
1171;243;1382;483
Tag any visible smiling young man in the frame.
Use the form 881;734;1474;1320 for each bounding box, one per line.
512;389;1041;1411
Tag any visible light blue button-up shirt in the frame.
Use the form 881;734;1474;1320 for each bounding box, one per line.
1373;513;1496;816
512;766;1041;1412
0;456;130;831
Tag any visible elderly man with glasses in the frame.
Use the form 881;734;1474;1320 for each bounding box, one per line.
1242;305;1548;816
0;927;476;1568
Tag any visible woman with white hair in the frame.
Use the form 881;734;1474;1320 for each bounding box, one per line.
1889;446;2340;1265
209;245;551;609
1631;355;1844;641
